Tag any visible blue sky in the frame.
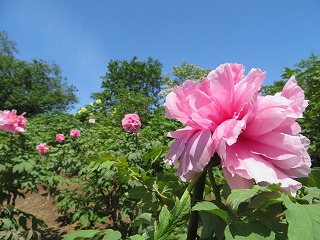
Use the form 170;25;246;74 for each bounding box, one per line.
1;0;320;113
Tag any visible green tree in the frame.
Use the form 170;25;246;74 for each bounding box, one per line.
91;56;164;122
0;30;18;56
262;55;320;166
159;61;210;98
0;30;78;115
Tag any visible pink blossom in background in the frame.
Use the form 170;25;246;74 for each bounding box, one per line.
70;129;80;139
121;114;141;133
37;143;49;156
89;118;96;124
0;109;28;134
56;133;65;143
164;63;311;195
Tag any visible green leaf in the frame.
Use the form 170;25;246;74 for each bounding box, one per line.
1;218;13;229
297;167;320;188
282;194;320;240
97;160;115;171
62;230;100;240
101;229;122;240
154;190;191;240
247;191;282;210
224;221;276;240
127;186;149;199
143;146;169;163
129;235;145;240
131;213;153;227
88;152;113;163
79;214;91;227
227;185;270;212
192;201;229;223
199;211;227;240
302;187;320;203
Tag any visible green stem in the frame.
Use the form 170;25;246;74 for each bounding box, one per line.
187;170;207;240
135;134;139;151
208;166;221;203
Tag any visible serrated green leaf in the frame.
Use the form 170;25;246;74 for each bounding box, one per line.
1;218;13;229
63;230;100;240
97;160;115;171
129;234;145;240
302;187;320;203
155;206;171;238
88;152;113;163
101;229;121;240
131;213;153;227
224;221;276;240
227;185;270;211
248;191;282;210
282;194;320;240
154;190;191;240
79;214;91;227
143;146;169;163
127;186;149;199
192;201;229;223
199;211;227;240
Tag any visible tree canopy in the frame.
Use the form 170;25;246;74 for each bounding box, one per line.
91;56;164;122
0;30;78;115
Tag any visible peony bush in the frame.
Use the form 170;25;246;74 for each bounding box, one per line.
0;62;319;240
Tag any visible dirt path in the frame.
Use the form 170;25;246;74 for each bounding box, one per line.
15;187;80;239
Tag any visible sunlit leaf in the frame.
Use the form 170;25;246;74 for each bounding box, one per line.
192;201;229;223
282;194;320;240
101;229;122;240
63;230;100;240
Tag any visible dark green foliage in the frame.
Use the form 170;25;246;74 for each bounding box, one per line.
0;31;78;115
91;56;164;123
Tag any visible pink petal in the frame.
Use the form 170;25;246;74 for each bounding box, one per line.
244;95;291;136
177;129;214;181
204;64;245;117
281;76;308;117
213;119;245;146
222;167;254;189
222;141;303;196
241;134;305;169
165;127;196;167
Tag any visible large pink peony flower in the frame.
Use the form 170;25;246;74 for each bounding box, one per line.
56;133;65;143
0;109;28;134
164;63;311;195
37;143;49;156
70;129;80;139
122;114;141;133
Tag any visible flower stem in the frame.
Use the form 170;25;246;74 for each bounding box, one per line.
208;166;221;203
187;170;207;240
136;134;139;150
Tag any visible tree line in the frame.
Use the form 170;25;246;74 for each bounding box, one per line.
1;29;319;166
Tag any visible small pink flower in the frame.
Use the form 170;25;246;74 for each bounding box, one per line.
37;143;49;156
164;63;311;196
0;109;28;134
121;114;141;133
89;118;96;124
56;133;65;143
70;129;80;139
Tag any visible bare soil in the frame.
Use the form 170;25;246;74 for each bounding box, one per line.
15;187;81;239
